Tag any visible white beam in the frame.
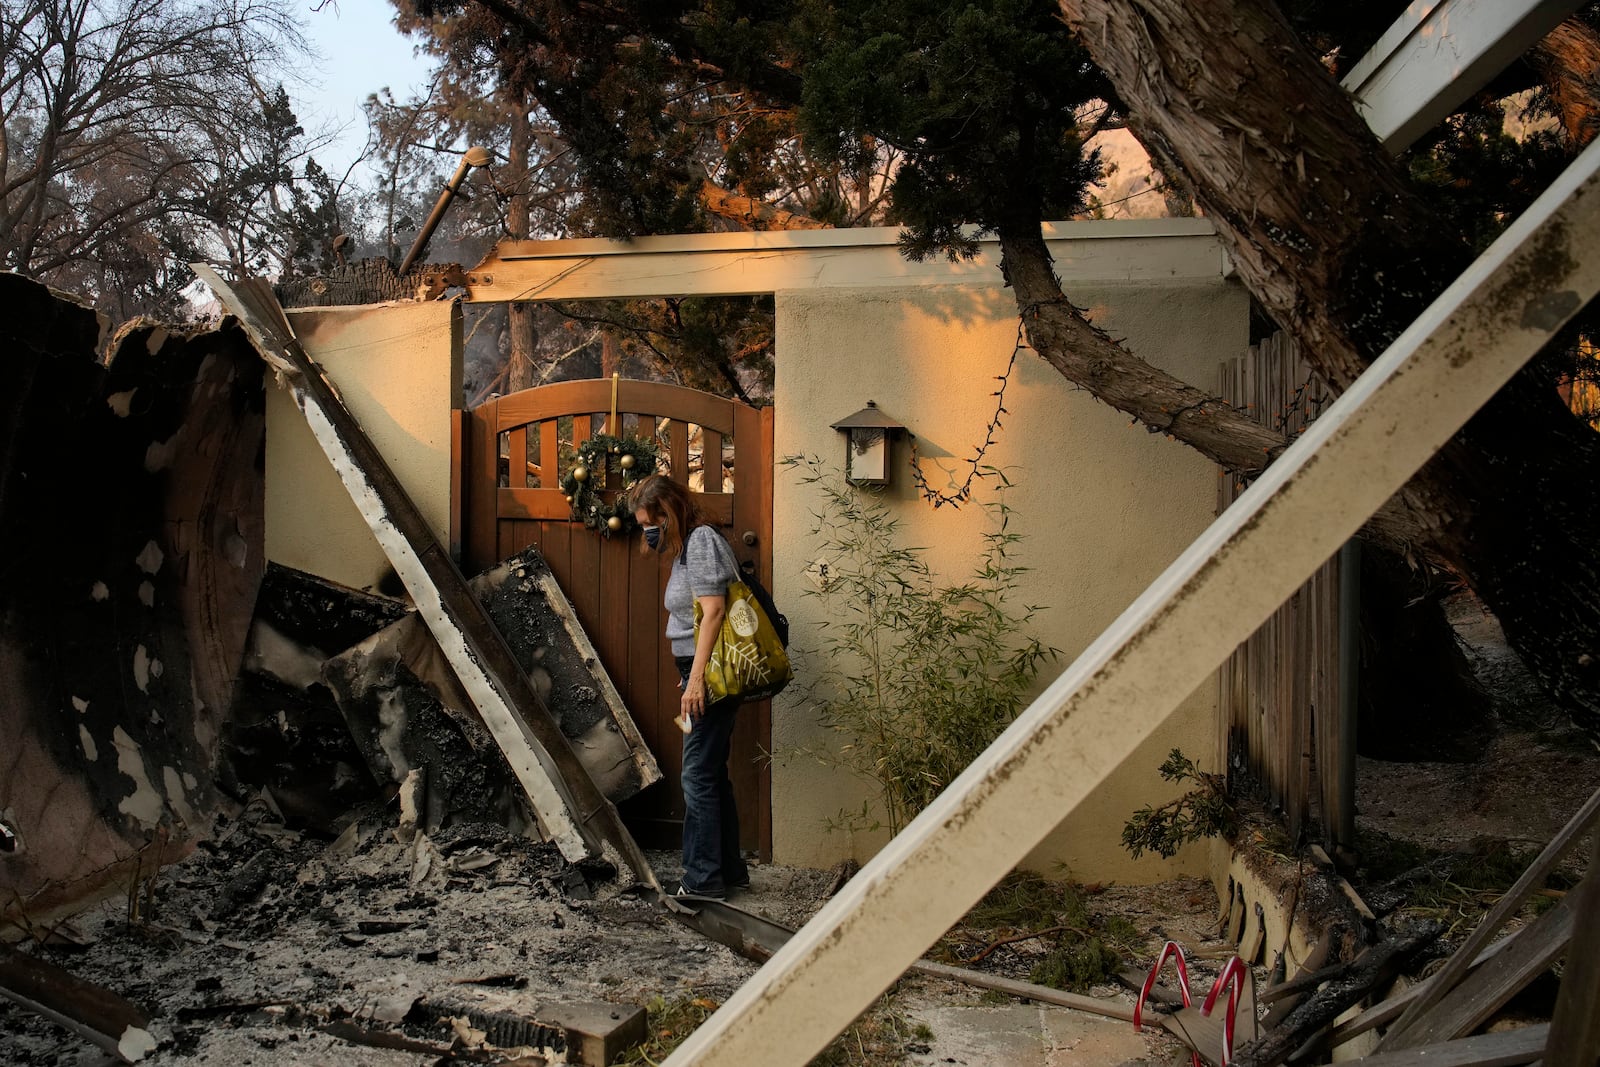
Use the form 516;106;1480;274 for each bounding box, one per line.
1344;0;1584;153
661;134;1600;1067
462;220;1228;302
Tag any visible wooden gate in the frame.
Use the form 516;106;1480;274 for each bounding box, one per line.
458;379;774;857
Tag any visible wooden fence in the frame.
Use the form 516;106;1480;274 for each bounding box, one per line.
1217;332;1356;850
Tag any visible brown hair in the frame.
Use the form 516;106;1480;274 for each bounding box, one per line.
625;474;705;560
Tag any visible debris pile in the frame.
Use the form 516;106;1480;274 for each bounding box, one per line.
0;796;762;1065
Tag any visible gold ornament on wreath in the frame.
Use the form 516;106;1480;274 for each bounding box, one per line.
562;432;660;537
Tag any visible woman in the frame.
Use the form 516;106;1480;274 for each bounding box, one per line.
628;474;751;900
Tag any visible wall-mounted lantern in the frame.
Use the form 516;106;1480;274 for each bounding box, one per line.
830;401;906;486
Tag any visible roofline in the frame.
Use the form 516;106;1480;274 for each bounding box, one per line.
463;219;1231;303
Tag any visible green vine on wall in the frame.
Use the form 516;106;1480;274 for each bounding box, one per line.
561;433;660;536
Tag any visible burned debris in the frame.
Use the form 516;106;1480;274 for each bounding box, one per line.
0;798;665;1064
1;274;265;935
6;266;1596;1065
0;274;681;1062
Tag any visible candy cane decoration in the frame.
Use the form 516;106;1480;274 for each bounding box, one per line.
1200;954;1250;1065
1133;940;1203;1067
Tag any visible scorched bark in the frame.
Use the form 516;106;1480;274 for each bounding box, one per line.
1057;0;1600;742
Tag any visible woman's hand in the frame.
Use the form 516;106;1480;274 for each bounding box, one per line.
681;667;708;720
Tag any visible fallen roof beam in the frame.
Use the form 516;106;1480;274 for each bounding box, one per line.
659;129;1600;1067
190;267;657;890
1343;0;1585;153
461;220;1228;302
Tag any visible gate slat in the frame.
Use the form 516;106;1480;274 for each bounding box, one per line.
670;419;689;481
540;417;558;488
508;426;528;489
702;429;723;493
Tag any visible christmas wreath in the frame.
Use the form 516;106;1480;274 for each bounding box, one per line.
562;432;660;536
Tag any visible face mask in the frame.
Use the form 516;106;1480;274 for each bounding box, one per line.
643;525;662;550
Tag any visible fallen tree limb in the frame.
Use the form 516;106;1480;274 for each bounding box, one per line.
673;897;1142;1024
962;924;1084;965
911;960;1140;1024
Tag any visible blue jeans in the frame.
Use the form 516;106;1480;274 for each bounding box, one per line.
676;657;748;894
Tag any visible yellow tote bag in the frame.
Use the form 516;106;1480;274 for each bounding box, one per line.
694;579;793;704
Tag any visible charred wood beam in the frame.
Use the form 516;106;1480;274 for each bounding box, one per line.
1230;923;1440;1067
1382;783;1600;1045
0;947;156;1062
190;266;657;890
1543;830;1600;1067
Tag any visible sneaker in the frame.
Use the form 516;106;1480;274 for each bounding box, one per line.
674;883;726;901
728;876;751;892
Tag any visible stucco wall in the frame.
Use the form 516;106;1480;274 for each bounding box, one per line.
266;301;462;592
770;279;1246;884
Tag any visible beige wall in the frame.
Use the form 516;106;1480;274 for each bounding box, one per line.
770;279;1247;884
259;230;1244;885
266;301;462;592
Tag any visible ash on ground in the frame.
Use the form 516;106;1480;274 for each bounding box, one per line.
0;797;835;1065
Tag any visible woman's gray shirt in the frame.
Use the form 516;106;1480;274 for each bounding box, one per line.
664;526;740;656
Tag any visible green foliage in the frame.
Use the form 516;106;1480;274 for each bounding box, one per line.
963;869;1068;930
937;871;1144;994
785;455;1058;835
1029;935;1123;992
797;0;1107;253
548;294;779;403
1120;749;1235;861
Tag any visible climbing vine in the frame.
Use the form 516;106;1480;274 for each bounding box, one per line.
908;319;1023;508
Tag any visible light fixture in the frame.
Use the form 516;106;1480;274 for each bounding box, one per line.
830;401;906;487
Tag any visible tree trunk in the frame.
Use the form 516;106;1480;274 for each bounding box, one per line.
506;103;538;393
998;227;1286;476
1531;18;1600;149
1052;0;1600;741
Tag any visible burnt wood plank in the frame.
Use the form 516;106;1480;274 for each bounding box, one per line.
1395;896;1572;1048
1345;1024;1547;1067
1382;783;1600;1045
193;267;656;886
0;947;155;1061
1544;832;1600;1067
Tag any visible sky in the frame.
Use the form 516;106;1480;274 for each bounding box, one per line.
287;0;438;185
